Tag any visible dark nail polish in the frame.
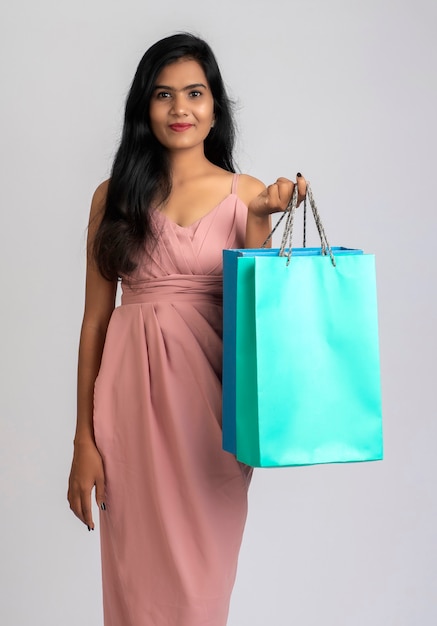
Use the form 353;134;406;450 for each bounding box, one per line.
87;525;91;531
100;502;106;511
297;172;302;178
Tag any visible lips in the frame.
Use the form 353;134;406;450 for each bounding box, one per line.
169;123;193;132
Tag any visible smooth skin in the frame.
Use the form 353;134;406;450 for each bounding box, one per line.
67;58;306;529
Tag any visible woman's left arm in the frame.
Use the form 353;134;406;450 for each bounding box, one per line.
240;174;307;248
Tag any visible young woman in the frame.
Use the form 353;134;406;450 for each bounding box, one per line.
68;33;306;626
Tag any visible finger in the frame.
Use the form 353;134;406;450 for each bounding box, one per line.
80;489;95;531
263;183;281;212
267;179;294;212
95;473;106;512
296;173;307;205
275;178;295;207
266;183;280;205
68;491;86;525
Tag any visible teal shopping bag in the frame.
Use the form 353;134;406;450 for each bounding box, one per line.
222;186;383;467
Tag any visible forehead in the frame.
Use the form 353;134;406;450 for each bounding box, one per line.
155;58;209;88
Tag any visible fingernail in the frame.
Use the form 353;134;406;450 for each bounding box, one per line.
100;502;106;511
297;172;302;178
87;525;91;531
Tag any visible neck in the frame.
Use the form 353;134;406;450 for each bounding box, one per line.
167;147;212;184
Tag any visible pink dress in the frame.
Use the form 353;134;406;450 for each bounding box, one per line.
93;174;252;626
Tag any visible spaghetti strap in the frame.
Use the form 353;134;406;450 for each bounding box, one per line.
231;173;239;195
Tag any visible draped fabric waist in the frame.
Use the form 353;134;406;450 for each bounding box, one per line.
121;274;223;305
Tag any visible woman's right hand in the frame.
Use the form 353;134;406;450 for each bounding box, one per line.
68;441;106;530
248;174;307;218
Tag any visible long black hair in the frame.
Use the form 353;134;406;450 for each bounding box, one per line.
93;33;237;280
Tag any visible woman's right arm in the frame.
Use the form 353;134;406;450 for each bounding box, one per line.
68;181;117;530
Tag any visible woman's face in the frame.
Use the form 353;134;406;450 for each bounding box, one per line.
149;58;215;153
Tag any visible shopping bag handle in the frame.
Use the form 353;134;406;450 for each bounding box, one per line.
262;183;336;267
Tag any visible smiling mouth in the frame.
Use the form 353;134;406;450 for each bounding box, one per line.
169;124;193;132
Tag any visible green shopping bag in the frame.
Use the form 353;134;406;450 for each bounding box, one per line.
222;186;383;467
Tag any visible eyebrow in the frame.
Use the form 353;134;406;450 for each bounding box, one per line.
153;83;208;91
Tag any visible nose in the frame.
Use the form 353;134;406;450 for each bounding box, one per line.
170;93;188;116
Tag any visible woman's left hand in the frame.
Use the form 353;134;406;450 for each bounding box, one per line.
248;174;307;218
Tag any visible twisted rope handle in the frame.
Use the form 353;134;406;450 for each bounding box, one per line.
261;195;293;248
262;182;336;266
306;184;336;266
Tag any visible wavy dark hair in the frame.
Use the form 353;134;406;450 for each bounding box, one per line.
93;33;237;280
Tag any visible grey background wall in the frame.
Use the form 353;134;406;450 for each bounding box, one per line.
1;0;436;624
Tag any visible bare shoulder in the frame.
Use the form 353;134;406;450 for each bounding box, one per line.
87;179;110;237
90;179;110;217
236;174;266;207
